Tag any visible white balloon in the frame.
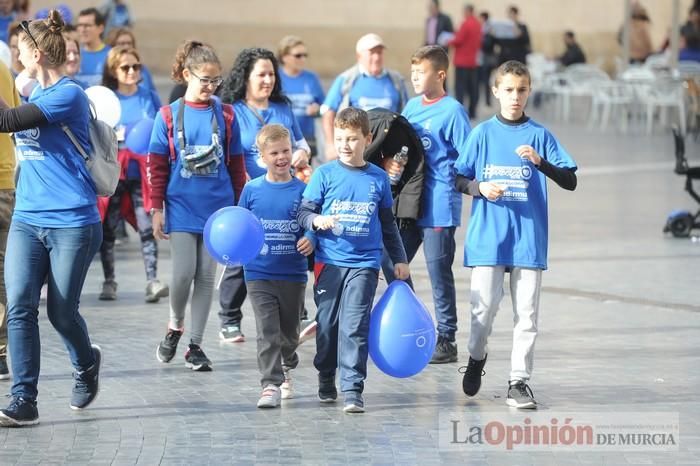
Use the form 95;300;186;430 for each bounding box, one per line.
15;70;38;98
84;85;122;128
0;41;10;69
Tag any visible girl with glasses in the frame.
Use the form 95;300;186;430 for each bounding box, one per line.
148;40;246;372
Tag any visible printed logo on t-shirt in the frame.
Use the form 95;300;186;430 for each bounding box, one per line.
15;128;45;161
357;96;392;111
328;199;378;237
481;162;533;202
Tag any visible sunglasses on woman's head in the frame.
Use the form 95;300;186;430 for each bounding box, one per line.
119;64;142;72
20;20;40;50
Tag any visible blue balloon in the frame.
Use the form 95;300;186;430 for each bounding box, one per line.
125;118;155;155
369;280;436;378
204;206;265;267
55;4;73;24
34;8;49;20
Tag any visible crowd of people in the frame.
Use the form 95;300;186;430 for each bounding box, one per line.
0;0;598;427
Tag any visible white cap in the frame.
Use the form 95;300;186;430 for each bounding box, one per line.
355;33;386;53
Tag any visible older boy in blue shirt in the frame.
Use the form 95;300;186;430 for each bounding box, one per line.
454;60;577;409
298;107;409;414
382;45;471;364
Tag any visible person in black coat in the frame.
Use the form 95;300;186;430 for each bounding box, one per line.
425;0;453;49
558;31;587;67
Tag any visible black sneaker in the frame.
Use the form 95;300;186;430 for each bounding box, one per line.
184;343;212;371
156;328;183;363
70;344;102;410
0;397;39;427
0;355;9;381
458;355;487;397
318;373;337;403
506;381;537;409
429;336;458;364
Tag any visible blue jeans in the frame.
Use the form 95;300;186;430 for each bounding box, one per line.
313;264;378;394
381;223;457;340
5;220;101;401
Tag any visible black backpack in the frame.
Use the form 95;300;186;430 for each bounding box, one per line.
365;108;425;222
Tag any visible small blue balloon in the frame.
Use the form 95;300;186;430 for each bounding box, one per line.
55;4;73;24
125;118;155;155
34;8;49;20
204;206;265;267
369;280;436;378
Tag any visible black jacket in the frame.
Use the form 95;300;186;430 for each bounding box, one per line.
364;108;425;221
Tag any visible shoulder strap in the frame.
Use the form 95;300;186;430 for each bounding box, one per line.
339;65;361;111
221;102;235;165
61;123;90;162
160;103;176;162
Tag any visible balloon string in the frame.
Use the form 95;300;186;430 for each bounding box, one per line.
216;265;227;290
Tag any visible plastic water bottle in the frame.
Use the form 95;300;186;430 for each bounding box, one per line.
389;146;409;185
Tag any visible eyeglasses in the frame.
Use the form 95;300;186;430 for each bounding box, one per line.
19;20;39;50
119;64;142;72
292;53;308;59
189;69;223;87
76;23;96;29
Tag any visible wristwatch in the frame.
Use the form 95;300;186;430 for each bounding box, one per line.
150;208;163;215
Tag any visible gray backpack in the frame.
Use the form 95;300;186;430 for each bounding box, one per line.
62;107;120;197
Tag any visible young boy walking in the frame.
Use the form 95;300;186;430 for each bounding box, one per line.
382;45;472;364
454;60;578;409
297;107;409;414
239;124;314;409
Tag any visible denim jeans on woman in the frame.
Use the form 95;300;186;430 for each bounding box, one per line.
4;220;101;401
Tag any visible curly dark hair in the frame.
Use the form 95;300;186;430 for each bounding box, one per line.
219;47;289;104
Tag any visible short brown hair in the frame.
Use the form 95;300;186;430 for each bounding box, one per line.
334;107;370;136
256;124;291;153
411;45;449;72
493;60;531;87
277;35;304;63
102;46;140;91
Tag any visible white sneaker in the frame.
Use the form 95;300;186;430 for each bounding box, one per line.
257;385;281;409
281;368;293;399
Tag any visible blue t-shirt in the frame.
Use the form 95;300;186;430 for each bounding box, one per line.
279;69;325;140
302;161;393;269
233;100;306;179
117;86;160;178
148;99;244;234
240;176;310;282
454;116;577;269
402;95;470;227
13;77;100;227
77;45;111;87
323;70;407;112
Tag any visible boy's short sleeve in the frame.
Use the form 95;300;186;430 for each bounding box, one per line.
237;184;251;208
543;130;577;171
321;75;345;114
454;126;481;179
445;104;472;157
302;168;325;204
229;113;244;156
148;111;169;156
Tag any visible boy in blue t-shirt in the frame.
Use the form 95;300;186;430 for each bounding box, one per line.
297;107;409;414
454;60;578;409
239;124;314;409
382;45;471;364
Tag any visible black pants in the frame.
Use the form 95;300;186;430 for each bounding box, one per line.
218;266;247;327
478;64;494;107
454;66;479;119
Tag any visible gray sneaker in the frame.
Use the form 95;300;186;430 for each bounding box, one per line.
70;344;102;410
145;280;169;303
219;325;245;343
99;280;117;301
0;355;9;381
506;381;537;409
429;336;458;364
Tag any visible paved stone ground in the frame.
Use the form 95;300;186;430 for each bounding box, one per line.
1;101;699;464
